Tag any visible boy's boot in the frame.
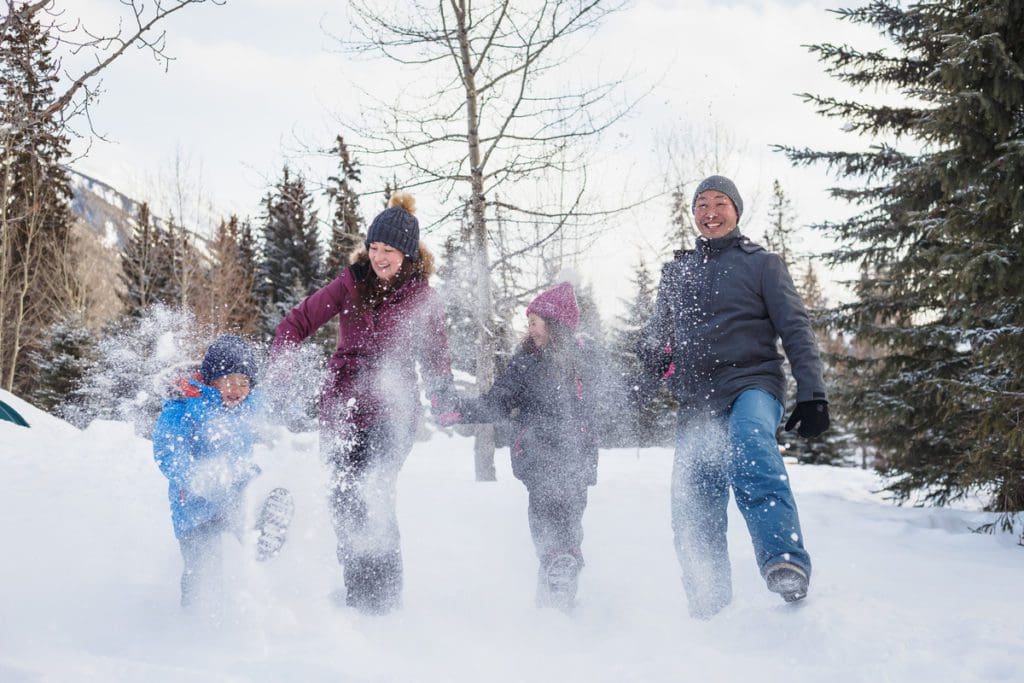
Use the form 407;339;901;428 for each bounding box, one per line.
255;487;295;561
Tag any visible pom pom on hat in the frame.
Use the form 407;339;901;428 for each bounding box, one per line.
365;191;420;259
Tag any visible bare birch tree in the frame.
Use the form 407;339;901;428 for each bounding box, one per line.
340;0;637;479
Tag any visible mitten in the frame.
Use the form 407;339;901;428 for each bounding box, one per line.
784;400;830;438
430;393;462;427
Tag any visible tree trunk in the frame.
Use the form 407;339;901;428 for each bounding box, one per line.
456;0;496;480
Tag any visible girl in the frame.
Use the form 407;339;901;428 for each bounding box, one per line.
272;192;457;614
456;282;601;610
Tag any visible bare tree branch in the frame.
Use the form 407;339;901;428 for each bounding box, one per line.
43;0;223;122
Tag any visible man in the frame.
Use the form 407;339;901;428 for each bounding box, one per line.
641;175;830;619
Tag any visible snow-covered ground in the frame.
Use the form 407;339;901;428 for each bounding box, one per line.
1;390;1021;683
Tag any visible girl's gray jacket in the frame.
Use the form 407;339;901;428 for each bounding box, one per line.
641;229;826;415
460;340;600;489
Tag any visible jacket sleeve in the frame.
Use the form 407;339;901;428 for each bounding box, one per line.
272;274;348;351
152;400;193;487
637;262;676;376
761;254;827;403
460;355;528;424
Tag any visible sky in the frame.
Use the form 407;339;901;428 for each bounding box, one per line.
2;386;1023;682
65;0;891;317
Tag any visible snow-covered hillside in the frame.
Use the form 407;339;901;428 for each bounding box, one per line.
0;403;1021;683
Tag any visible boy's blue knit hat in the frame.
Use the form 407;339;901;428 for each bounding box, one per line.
692;175;743;221
200;335;257;385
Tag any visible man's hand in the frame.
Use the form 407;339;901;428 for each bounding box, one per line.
784;400;830;438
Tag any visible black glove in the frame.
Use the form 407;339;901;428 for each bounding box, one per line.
785;400;830;438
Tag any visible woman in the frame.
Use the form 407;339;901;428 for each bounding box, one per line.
273;192;457;614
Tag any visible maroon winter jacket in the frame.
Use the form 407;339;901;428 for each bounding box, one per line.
273;254;455;431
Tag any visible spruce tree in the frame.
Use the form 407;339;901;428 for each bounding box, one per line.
26;314;97;412
437;234;481;376
613;259;676;447
782;260;855;466
325;135;365;275
760;180;838;462
777;0;1024;527
763;179;797;267
570;279;625;448
207;214;261;336
574;281;605;346
119;202;169;317
0;3;77;393
666;183;695;253
256;165;323;336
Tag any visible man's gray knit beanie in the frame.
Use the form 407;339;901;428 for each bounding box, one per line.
692;175;743;221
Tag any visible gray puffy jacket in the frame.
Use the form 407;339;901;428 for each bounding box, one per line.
641;229;826;414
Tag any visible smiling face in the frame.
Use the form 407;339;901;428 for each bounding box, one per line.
693;189;739;239
527;313;550;349
210;373;251;408
368;241;405;282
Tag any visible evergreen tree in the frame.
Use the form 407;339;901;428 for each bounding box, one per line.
157;214;208;310
612;259;676;447
206;214;261;336
568;279;625;448
763;179;797;268
437;234;480;376
777;1;1024;528
574;281;605;346
256;165;323;337
0;3;77;393
25;314;97;412
325;135;365;275
758;181;848;464
237;217;261;304
119;202;170;317
64;306;205;434
666;183;695;253
781;260;855;466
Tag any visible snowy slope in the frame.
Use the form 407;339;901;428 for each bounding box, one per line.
0;417;1021;683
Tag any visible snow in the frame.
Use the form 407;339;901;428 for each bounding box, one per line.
1;412;1022;682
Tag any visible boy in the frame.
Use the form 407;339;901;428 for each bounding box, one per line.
152;335;261;608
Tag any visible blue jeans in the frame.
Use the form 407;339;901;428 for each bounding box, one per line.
671;389;811;618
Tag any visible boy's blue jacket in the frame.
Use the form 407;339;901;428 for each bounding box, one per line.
152;381;261;538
